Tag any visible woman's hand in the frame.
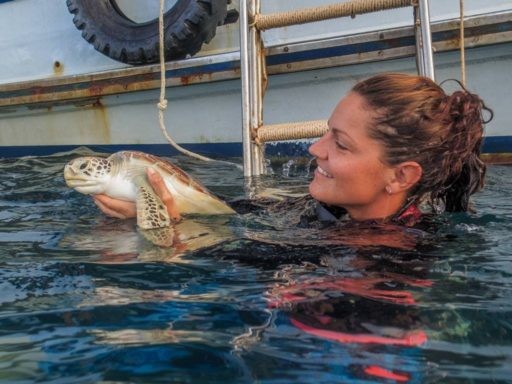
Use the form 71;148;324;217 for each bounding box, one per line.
93;168;181;222
93;194;136;219
146;168;181;222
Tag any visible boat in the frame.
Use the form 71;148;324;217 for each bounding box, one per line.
0;0;511;165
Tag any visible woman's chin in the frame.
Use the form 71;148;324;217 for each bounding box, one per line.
309;181;344;207
308;180;324;201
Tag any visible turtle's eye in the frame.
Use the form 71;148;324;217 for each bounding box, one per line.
79;162;88;170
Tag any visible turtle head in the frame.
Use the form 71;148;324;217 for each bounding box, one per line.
64;156;112;195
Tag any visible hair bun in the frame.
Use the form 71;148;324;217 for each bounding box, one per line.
444;90;488;155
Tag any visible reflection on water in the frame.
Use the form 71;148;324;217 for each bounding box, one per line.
0;148;511;383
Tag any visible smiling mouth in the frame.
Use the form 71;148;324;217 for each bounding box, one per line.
316;165;333;178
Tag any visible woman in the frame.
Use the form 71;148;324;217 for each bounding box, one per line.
93;73;492;227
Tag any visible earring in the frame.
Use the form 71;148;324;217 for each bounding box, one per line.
385;186;392;194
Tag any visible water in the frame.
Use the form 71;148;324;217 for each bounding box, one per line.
1;148;511;383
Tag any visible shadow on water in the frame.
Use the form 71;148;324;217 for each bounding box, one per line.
0;148;511;383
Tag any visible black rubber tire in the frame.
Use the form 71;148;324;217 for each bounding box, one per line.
66;0;229;65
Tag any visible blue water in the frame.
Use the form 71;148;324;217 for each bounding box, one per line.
1;148;511;383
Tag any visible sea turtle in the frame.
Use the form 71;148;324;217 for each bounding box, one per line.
63;151;235;231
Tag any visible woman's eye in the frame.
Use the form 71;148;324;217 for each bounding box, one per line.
335;141;348;150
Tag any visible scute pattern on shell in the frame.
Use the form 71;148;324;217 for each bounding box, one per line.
121;151;211;196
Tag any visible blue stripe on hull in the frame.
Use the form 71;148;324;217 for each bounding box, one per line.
481;136;512;153
0;136;511;159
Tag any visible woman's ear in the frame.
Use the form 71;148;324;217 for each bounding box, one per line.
389;161;422;193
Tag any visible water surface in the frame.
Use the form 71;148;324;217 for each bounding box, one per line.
0;148;511;383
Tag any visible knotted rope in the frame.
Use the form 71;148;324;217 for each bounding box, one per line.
157;0;214;162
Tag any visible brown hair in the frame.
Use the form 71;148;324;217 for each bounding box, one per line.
352;72;493;212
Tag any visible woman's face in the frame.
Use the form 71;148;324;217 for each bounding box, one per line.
309;92;396;220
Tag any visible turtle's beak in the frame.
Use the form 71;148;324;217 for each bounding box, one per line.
63;162;102;194
63;163;84;183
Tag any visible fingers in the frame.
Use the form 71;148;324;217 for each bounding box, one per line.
93;194;137;219
94;197;126;219
146;167;168;199
147;168;181;221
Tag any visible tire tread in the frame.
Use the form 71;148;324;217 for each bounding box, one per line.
66;0;228;65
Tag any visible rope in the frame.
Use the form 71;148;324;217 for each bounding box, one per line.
254;0;413;31
459;0;466;86
157;0;214;162
256;120;328;144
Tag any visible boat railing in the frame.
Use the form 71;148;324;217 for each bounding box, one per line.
240;0;435;177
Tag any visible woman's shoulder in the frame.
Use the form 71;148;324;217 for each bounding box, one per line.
229;194;438;234
229;194;349;228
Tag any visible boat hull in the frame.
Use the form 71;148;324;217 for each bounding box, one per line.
0;0;511;159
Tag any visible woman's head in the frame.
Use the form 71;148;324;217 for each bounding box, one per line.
309;92;403;221
352;72;492;212
309;72;492;219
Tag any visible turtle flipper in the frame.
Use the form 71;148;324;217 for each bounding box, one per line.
136;179;171;229
139;227;175;248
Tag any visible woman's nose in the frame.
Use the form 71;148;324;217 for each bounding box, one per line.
308;132;328;158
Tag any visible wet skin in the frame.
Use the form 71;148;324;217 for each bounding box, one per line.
309;92;421;221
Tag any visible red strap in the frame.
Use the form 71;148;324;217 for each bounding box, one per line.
291;318;427;347
364;365;410;382
268;278;418;306
397;204;422;223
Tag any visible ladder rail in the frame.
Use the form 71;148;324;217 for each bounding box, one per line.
240;0;265;176
417;0;435;79
239;0;252;176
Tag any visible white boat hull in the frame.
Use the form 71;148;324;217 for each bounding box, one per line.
0;0;511;158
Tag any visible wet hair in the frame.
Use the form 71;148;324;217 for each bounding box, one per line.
352;72;493;212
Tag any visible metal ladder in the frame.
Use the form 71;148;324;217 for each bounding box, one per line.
239;0;435;177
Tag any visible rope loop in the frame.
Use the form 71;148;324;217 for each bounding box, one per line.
156;0;216;163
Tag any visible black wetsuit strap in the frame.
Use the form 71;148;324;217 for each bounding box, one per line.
316;202;343;222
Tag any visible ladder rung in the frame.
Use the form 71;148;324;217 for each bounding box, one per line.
256;120;329;143
254;0;414;31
